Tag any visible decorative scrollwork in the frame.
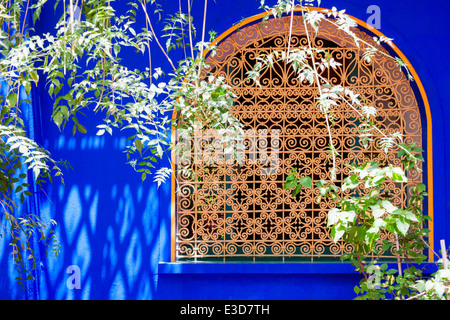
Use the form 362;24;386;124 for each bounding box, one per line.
176;15;423;261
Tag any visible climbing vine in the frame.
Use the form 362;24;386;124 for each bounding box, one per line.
1;0;244;287
259;0;448;300
0;0;448;299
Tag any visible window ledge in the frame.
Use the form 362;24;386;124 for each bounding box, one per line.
158;261;438;275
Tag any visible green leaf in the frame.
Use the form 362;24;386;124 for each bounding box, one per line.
292;183;302;197
342;174;359;191
114;43;121;56
135;139;143;155
53;111;63;129
283;179;297;190
366;231;380;250
33;10;40;24
382;242;392;252
385;268;397;275
285;174;296;181
404;210;419;222
415;254;427;265
396;219;409;236
6;93;18;107
156;144;163;158
48;84;54;97
299;176;312;188
24;81;31;95
78;124;87;134
30;70;39;83
331;225;345;243
60;105;69;117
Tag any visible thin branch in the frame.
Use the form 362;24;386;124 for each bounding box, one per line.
420;236;440;261
187;0;195;59
440;239;450;300
63;0;66;75
405;292;426;300
395;233;403;277
21;0;31;38
300;5;337;180
199;0;208;54
197;0;208;78
179;0;187;60
69;0;74;34
395;233;405;300
286;0;294;57
143;1;153;86
139;0;176;72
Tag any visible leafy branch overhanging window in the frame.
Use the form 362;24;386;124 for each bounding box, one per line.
174;15;423;262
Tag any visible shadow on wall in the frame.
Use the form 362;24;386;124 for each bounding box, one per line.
0;229;26;299
35;124;163;300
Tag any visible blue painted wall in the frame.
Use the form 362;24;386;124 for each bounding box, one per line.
1;0;449;300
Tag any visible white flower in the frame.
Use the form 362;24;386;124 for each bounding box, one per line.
392;131;403;142
374;36;394;46
361;105;377;118
324;6;346;18
318;57;342;71
380;136;395;153
345;89;361;106
304;11;326;33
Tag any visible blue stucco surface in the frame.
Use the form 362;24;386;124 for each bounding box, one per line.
1;0;449;300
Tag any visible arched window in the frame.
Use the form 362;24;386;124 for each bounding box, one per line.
173;11;431;262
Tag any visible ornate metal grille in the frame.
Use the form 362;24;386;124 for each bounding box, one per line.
175;15;422;261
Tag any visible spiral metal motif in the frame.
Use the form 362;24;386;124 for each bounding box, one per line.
176;15;423;261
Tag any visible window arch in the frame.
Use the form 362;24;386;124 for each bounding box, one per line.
172;10;432;262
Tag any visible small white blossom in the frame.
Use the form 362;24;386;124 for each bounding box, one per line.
304;11;326;33
361;105;377;118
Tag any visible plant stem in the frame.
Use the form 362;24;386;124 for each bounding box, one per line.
21;0;31;38
440;239;450;300
179;0;187;60
300;5;337;180
142;1;153;86
419;236;439;260
405;291;426;300
139;0;176;72
286;0;294;57
357;253;368;280
187;0;195;59
197;0;208;78
395;233;405;299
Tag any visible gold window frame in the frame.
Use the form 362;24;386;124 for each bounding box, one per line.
170;8;434;263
